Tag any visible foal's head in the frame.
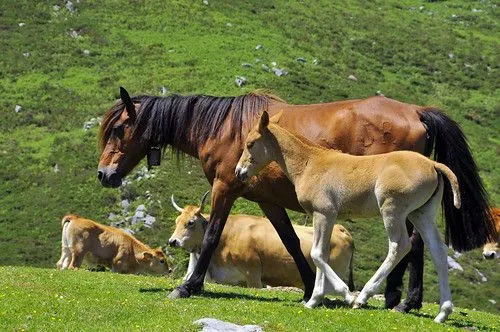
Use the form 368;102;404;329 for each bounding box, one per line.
235;111;280;182
98;87;150;187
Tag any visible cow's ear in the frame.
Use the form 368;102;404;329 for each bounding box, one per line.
139;252;153;260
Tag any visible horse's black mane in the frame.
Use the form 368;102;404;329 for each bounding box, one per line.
100;91;281;155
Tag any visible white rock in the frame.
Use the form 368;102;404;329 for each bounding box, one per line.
488;299;496;304
18;22;26;27
202;0;208;4
53;5;61;11
194;318;262;332
447;256;463;272
83;49;90;55
474;268;487;283
255;44;263;50
348;74;358;81
53;164;59;173
15;105;22;113
235;76;247;87
136;204;146;212
23;52;31;57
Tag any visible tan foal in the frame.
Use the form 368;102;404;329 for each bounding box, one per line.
235;111;461;323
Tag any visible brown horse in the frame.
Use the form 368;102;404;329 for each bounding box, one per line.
97;87;495;310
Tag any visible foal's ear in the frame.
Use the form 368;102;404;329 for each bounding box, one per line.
270;111;283;124
119;87;136;121
258;111;270;131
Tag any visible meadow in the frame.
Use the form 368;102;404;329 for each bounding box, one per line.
0;0;498;329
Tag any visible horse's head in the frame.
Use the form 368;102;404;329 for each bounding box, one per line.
235;111;281;182
98;87;158;187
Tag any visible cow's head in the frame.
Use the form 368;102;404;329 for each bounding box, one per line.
136;247;171;275
482;241;499;259
168;191;210;253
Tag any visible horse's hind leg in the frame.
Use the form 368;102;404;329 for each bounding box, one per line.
408;183;452;323
306;212;354;308
395;229;424;312
355;202;411;308
385;222;425;313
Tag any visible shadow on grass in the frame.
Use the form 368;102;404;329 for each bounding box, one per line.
138;287;290;303
405;309;494;331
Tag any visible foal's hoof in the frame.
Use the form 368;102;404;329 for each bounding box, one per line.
168;286;191;300
352;301;366;309
345;292;356;306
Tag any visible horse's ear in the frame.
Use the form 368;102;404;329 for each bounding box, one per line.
258;111;270;132
120;87;136;121
270;110;283;124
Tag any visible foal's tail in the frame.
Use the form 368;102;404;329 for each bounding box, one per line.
419;109;496;251
434;163;461;209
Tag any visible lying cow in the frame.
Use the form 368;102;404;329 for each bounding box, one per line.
483;208;500;259
168;192;354;289
56;214;170;275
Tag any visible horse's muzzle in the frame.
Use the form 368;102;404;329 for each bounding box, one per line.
97;167;122;188
235;166;249;182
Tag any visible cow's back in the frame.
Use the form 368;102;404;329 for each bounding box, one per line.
64;215;128;266
213;215;353;288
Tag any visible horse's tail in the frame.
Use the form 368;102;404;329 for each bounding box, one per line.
419;109;496;251
434;163;461;209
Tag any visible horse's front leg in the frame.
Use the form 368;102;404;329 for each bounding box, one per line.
258;202;315;302
168;180;237;299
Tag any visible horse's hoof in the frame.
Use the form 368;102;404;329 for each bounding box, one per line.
393;303;410;313
168;286;190;300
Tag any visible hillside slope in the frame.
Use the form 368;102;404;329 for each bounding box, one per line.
0;0;498;314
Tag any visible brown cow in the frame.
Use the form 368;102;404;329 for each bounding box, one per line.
56;214;170;275
168;193;354;290
483;208;500;259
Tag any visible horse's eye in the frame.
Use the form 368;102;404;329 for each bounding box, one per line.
113;125;124;138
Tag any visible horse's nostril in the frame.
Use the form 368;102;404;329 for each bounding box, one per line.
97;171;104;181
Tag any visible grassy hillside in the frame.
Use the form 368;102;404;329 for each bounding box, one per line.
0;266;498;331
0;0;498;316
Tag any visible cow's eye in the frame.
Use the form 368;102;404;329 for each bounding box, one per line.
159;259;165;264
247;141;254;149
187;220;195;227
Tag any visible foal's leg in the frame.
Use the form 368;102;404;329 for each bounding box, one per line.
409;184;452;323
306;212;354;308
385;222;425;312
259;202;315;301
354;203;411;308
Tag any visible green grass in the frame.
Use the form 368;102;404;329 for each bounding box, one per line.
0;0;498;320
0;266;498;331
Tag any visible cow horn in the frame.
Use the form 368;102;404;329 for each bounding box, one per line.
198;190;210;214
170;195;184;213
